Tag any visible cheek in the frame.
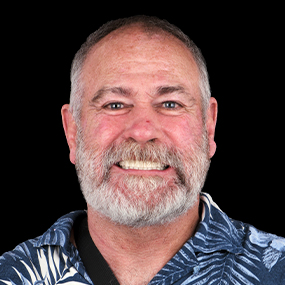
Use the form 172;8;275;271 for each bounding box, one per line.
161;115;204;149
83;115;126;147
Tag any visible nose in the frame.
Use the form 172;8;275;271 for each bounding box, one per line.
123;108;162;144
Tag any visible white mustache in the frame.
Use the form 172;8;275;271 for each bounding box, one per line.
103;140;183;169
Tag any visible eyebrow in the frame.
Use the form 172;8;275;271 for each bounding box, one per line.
156;85;197;104
156;85;188;96
91;86;132;103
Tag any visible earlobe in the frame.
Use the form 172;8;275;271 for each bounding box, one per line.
61;104;77;164
206;97;218;158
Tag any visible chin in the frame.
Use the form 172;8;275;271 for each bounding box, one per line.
85;176;200;228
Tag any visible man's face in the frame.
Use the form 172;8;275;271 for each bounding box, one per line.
66;27;217;227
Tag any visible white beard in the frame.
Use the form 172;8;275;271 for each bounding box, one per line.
75;128;210;227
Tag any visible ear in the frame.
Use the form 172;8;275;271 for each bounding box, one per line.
206;97;218;158
61;104;77;164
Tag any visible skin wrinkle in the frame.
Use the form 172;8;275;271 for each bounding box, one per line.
91;84;195;103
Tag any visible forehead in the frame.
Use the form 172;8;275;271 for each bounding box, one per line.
82;26;200;96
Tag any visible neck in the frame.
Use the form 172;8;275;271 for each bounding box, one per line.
87;200;200;285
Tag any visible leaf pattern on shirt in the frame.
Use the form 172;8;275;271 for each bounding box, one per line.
249;226;285;271
0;212;90;285
0;245;88;285
181;252;261;285
180;202;261;285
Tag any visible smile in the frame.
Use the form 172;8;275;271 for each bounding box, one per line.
118;160;168;170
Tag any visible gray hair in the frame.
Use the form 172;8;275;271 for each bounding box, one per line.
69;15;211;124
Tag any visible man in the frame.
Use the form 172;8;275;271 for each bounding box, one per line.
1;15;284;285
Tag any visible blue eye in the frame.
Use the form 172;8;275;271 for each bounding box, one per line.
163;102;177;109
108;103;124;109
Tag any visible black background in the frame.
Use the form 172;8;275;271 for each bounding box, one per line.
1;4;284;254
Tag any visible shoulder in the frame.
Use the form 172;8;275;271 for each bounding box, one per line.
0;211;87;285
243;223;285;268
197;193;285;283
200;193;285;268
232;219;285;283
0;238;41;284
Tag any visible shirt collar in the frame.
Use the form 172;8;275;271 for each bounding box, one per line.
189;192;244;255
34;210;86;251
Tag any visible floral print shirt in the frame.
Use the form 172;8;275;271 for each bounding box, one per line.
1;193;284;284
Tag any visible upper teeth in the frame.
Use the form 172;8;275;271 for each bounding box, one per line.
119;160;166;170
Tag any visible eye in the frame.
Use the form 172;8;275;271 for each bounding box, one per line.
105;102;124;110
163;101;180;109
102;101;133;115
